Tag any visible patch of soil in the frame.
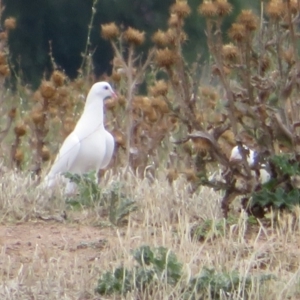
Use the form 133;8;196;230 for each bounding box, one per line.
0;221;113;279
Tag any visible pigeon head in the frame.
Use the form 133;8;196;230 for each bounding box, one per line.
85;81;117;106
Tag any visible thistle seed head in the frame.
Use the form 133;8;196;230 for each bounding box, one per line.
170;2;191;19
151;96;169;114
40;81;56;99
155;48;177;68
14;149;24;163
14;124;26;137
222;43;239;61
41;146;51;162
283;47;296;66
8;108;17;119
4;17;16;30
152;30;169;47
105;97;118;110
112;130;126;148
266;0;285;20
111;71;122;83
237;10;258;31
228;23;246;42
51;70;65;87
0;65;10;76
198;1;217;18
31;110;44;125
149;80;168;97
0;52;7;65
101;22;120;40
215;0;232;17
0;31;7;41
124;27;145;46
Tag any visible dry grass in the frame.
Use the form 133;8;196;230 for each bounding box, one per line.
2;1;300;299
0;170;300;299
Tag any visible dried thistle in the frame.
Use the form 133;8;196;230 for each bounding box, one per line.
266;0;285;20
168;13;181;27
58;86;69;98
140;97;153;113
146;108;158;123
0;31;7;41
167;168;178;184
8;108;17;119
117;95;126;107
151;96;169;114
222;43;239;61
0;65;10;76
283;47;296;66
152;30;169;47
198;1;218;18
111;71;122;83
170;2;191;19
288;0;298;15
0;52;7;65
40;81;56;99
237;10;258;31
48;107;58;117
63;117;76;136
41;146;51;162
215;0;232;17
4;17;17;30
155;48;177;68
228;23;246;42
132;96;144;110
124;27;145;46
105;97;118;110
101;22;120;40
14;124;27;137
112;130;126;149
149;80;168;97
51;70;65;87
31;110;44;125
14;149;24;163
220;130;235;145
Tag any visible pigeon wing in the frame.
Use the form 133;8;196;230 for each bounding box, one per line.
45;132;81;186
100;130;115;169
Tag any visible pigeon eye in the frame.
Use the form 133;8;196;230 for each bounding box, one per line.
104;86;109;90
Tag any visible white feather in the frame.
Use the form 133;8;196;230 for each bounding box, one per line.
229;145;256;167
44;81;116;193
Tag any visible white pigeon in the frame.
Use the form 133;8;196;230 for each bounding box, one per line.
45;81;116;193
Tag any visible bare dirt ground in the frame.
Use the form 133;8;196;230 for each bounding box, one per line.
0;221;110;268
0;221;119;299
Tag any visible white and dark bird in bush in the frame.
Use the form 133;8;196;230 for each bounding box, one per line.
44;81;116;194
229;145;257;167
229;145;271;184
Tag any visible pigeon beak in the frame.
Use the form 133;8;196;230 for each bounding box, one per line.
111;91;117;98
